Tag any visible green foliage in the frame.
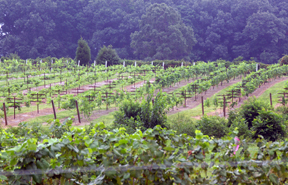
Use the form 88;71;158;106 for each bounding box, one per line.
1;0;287;63
114;92;167;132
168;114;196;137
75;38;91;66
196;115;228;138
238;96;271;129
280;55;288;66
228;113;252;139
131;3;196;60
2;118;288;184
252;109;286;141
276;105;288;114
96;45;121;66
5;122;50;139
113;99;144;133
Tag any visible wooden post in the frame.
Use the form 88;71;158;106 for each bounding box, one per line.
184;90;187;107
201;96;204;116
51;100;57;119
223;95;226;117
270;93;272;107
37;93;39;114
106;91;108;110
75;100;81;123
3;103;7;126
13;96;16;119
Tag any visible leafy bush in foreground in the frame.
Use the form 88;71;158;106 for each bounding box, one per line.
1;120;288;184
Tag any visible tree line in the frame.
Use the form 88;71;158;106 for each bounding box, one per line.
0;0;287;64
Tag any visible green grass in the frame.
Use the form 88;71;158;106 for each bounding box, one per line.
26;103;118;124
168;83;237;120
257;79;288;106
90;112;115;126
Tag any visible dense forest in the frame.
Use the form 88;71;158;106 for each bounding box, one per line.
0;0;288;63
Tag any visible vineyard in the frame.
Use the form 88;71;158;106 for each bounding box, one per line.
0;59;263;125
1;59;288;184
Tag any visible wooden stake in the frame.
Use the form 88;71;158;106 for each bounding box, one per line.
75;100;81;123
51;100;57;119
13;96;15;119
201;96;204;116
270;93;272;107
37;93;39;113
223;95;226;117
3;103;7;126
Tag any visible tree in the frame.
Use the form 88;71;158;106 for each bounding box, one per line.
239;12;287;64
95;45;120;65
130;3;196;60
75;37;91;66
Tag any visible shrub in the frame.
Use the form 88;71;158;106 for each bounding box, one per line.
279;55;288;66
75;37;91;66
196;115;228;138
227;109;238;127
275;105;288;114
238;96;271;129
6;122;50;139
168;114;196;137
113;99;144;133
229;116;252;139
252;109;286;141
113;92;168;132
96;45;121;66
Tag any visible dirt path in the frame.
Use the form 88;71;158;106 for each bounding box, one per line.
168;78;242;115
191;76;288;119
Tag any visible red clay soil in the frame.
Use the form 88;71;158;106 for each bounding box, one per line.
191;76;288;119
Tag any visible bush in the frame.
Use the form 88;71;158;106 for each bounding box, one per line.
238;96;271;129
227;109;238;127
252;109;286;141
196;115;228;138
275;105;288;114
168;114;196;137
229;116;252;139
113;99;144;133
75;37;91;66
113;92;168;132
6;122;50;139
279;55;288;66
96;45;121;66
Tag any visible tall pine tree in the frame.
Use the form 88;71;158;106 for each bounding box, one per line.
75;38;91;66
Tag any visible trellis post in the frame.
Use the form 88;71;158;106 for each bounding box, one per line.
51;100;57;119
75;100;81;123
3;103;7;126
